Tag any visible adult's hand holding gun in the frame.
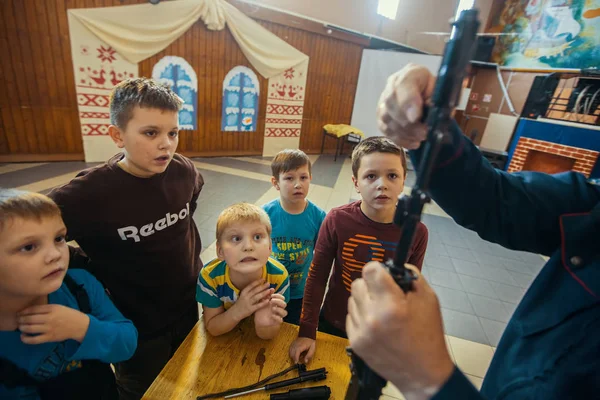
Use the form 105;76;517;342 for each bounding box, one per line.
346;263;453;400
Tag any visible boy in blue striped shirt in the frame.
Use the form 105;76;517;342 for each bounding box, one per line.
196;203;289;339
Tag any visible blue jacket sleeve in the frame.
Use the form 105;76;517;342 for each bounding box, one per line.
432;367;484;400
68;270;138;363
410;121;600;256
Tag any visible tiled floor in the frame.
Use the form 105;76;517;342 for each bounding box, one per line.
0;155;546;398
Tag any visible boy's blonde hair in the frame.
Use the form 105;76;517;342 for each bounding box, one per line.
109;77;183;129
271;149;312;179
0;189;61;231
351;137;407;178
216;203;272;243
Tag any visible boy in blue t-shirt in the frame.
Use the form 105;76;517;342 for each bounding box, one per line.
0;189;137;400
263;150;326;325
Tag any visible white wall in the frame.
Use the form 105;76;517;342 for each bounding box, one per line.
350;50;441;138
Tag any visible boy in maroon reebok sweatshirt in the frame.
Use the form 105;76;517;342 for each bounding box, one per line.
49;78;203;400
289;137;428;364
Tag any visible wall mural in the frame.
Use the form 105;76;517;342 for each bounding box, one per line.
489;0;600;69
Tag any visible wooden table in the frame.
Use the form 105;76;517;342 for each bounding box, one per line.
143;318;352;399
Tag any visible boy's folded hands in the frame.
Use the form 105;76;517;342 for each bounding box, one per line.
254;293;287;328
230;279;273;322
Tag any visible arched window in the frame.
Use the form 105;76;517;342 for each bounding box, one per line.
222;66;259;132
152;56;197;130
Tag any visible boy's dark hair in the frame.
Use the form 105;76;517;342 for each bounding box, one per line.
351;137;407;178
109;78;183;129
0;189;61;231
271;149;312;179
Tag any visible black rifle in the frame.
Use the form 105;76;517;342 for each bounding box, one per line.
344;8;480;400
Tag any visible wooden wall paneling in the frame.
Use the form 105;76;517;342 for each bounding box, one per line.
307;34;328;151
298;30;315;151
31;0;59;154
220;25;233;154
216;26;226;152
192;20;202;153
0;123;7;155
3;0;31;154
206;25;214;153
206;27;216;152
0;0;92;160
0;8;15;154
227;30;243;153
0;65;8;152
215;26;224;152
181;25;192;153
45;0;77;154
290;28;363;154
175;26;187;153
226;29;237;153
216;28;225;153
20;0;52;154
232;30;247;154
0;101;9;154
31;2;57;154
57;0;83;154
335;42;349;121
298;28;312;148
201;21;211;154
197;23;208;154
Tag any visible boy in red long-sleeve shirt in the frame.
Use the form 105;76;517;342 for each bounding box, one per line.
289;137;428;364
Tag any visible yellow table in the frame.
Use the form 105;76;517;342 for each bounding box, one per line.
143;318;352;399
321;124;364;161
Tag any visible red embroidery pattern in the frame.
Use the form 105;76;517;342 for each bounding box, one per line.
265;128;301;137
266;105;303;115
265;118;303;124
77;93;110;107
81;124;110;136
80;112;110;119
97;46;117;63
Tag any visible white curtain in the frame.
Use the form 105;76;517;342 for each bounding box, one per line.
69;0;308;78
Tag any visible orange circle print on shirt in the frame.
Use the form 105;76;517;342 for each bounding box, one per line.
340;234;397;291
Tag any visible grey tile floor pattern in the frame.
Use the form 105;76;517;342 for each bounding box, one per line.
197;157;273;176
192;167;273;247
310;155;349;188
420;213;545;346
0;156;548;348
0;162;100;188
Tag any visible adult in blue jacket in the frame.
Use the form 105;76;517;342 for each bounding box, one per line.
346;64;600;400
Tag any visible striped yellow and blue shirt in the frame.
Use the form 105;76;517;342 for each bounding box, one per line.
196;257;290;309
